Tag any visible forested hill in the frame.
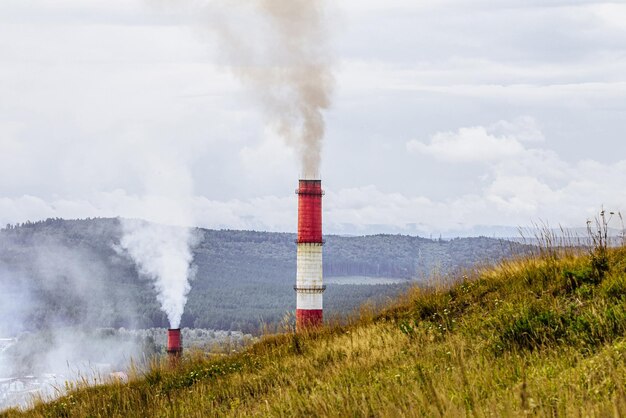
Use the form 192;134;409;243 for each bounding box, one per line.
0;218;525;333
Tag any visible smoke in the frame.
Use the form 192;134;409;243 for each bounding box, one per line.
216;0;334;179
120;0;335;326
119;220;197;329
0;327;144;410
0;268;30;338
116;141;199;329
0;235;145;410
0;232;141;332
156;0;334;179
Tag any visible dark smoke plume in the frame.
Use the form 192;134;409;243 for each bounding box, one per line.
157;0;334;179
232;0;334;179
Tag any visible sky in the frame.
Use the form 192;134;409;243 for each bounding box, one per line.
1;0;626;237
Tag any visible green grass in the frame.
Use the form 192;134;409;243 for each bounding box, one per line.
5;244;626;417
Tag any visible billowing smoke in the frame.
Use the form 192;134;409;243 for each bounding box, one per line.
222;0;334;179
120;220;197;329
156;0;334;179
117;149;199;329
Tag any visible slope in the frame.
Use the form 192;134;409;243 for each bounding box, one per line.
4;240;626;416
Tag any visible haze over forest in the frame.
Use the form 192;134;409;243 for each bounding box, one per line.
0;218;524;334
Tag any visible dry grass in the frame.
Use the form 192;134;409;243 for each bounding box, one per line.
5;241;626;417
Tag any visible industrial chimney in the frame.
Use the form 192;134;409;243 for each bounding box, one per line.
295;179;325;331
167;328;182;365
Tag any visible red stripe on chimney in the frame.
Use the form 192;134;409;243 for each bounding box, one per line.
296;309;323;329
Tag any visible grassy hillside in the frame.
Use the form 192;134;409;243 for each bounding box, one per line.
5;241;626;416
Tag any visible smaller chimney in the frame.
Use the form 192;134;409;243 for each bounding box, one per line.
167;328;182;365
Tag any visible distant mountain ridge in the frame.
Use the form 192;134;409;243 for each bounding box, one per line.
0;218;526;333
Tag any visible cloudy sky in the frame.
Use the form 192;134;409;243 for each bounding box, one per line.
1;0;626;237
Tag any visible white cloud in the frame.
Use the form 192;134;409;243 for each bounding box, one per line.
486;175;556;213
407;125;526;163
401;117;626;233
489;116;544;143
407;117;573;186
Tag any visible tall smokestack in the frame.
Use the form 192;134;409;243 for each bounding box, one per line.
167;328;182;365
295;179;325;331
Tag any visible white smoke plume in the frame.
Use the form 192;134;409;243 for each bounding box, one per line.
120;220;197;329
117;148;199;329
155;0;334;179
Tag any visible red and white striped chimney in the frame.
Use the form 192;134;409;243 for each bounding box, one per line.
295;179;325;331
